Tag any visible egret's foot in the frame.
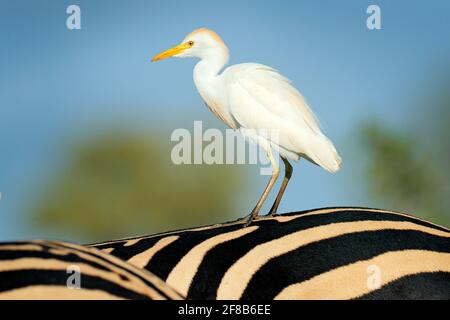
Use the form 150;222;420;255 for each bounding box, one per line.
242;210;260;227
234;211;260;227
265;204;278;217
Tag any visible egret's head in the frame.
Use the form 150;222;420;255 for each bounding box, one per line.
151;28;229;63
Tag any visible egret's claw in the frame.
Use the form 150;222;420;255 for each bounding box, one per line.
265;208;277;217
242;211;259;227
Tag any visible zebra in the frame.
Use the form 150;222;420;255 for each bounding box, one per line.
0;240;182;300
88;207;450;300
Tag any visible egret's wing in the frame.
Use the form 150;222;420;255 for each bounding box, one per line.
223;63;321;134
223;63;341;172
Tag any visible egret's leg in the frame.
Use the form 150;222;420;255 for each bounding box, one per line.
267;157;293;216
244;147;280;227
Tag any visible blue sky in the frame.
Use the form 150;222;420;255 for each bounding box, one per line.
0;1;449;240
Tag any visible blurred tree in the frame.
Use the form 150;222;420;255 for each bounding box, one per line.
360;69;450;226
32;130;247;243
360;122;445;223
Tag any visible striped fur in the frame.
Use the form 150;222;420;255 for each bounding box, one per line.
0;240;182;300
89;207;450;300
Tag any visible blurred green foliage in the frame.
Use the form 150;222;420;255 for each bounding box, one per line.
32;130;247;243
360;70;450;226
360;123;445;223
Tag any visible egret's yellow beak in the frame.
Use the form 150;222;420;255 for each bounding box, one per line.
151;43;191;62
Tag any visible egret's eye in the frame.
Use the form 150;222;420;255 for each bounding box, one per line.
188;41;194;46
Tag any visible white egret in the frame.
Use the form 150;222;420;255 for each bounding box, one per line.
152;28;341;225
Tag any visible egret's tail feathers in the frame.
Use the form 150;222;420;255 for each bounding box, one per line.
305;135;342;173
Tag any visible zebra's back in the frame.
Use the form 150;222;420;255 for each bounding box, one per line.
0;240;182;300
89;207;450;300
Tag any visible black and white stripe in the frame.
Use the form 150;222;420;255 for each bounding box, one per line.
89;207;450;300
0;240;182;300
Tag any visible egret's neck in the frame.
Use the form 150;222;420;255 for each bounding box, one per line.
193;48;228;109
191;45;236;129
193;47;229;80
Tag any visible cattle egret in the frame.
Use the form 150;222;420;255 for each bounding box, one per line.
152;28;341;226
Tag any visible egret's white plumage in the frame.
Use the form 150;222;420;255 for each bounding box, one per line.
152;28;341;224
223;63;341;172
